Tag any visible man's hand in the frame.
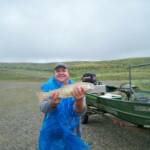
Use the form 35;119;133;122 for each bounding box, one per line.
50;92;60;108
72;86;86;113
72;86;85;100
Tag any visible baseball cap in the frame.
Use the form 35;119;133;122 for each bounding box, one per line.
54;63;68;70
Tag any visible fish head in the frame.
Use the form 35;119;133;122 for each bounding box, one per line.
78;82;95;92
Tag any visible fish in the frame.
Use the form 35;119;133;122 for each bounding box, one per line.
37;82;95;101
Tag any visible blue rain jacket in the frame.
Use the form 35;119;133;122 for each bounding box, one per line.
38;77;89;150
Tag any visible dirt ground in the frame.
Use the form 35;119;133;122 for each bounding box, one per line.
0;81;149;150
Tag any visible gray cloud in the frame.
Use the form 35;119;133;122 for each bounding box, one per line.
0;0;150;62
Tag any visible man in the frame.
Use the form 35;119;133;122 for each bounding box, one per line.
38;63;89;150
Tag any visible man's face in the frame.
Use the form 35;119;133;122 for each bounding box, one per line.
54;67;70;83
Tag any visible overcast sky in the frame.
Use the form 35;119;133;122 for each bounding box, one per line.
0;0;150;62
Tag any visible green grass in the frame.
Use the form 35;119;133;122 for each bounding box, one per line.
0;57;149;82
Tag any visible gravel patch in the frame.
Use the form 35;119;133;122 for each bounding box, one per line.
0;82;149;150
82;114;150;150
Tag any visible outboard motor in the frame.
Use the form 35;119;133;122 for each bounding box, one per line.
81;73;100;85
81;73;102;124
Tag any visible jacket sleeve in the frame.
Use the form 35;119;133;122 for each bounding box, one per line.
73;96;87;116
39;98;54;113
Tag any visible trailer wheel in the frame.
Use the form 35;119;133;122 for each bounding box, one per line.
137;124;144;128
81;114;89;124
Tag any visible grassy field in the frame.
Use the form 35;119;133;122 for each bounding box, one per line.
0;57;150;82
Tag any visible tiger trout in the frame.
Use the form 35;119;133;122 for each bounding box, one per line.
37;82;95;101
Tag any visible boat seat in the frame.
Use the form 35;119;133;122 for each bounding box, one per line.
100;93;122;100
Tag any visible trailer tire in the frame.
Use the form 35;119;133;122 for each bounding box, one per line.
81;114;89;124
137;124;144;128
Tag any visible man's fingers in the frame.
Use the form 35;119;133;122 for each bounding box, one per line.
51;92;58;98
50;92;60;103
73;86;85;100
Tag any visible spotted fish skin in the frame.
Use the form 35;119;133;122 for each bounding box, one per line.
37;82;95;101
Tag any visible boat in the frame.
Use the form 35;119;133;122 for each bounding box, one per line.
82;63;150;127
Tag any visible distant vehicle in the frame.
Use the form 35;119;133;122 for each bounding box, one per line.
82;63;150;128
